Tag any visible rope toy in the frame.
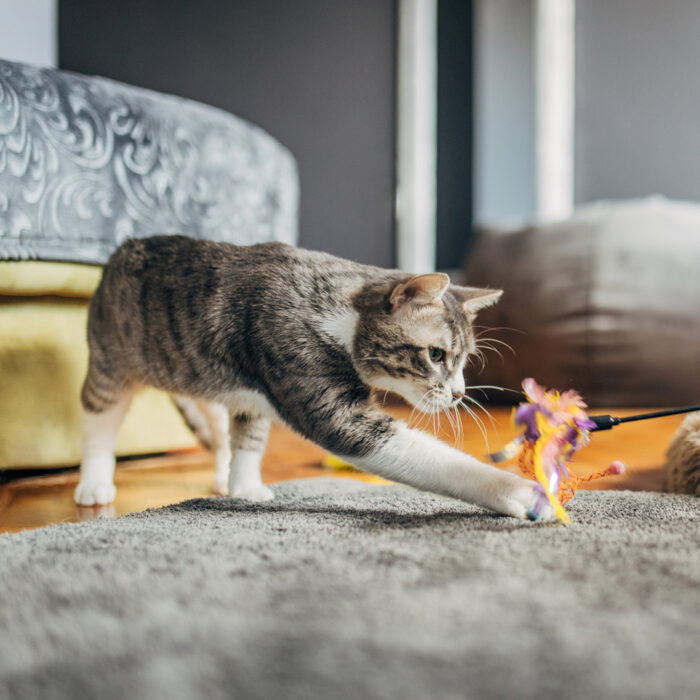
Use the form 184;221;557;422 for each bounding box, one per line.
490;378;625;523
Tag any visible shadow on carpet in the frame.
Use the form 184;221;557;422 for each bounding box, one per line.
0;478;698;700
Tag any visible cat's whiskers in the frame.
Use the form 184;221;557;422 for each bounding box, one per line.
407;388;429;423
461;392;497;429
453;404;464;447
411;400;430;433
456;407;464;448
474;335;516;359
474;340;505;363
472;324;525;337
470;348;487;372
464;384;518;398
410;407;431;433
444;403;462;447
414;387;441;437
431;394;439;437
409;387;441;436
430;395;441;435
407;401;423;430
456;400;491;453
442;402;453;436
446;404;457;446
407;388;435;431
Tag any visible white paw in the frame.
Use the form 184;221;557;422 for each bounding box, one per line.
526;488;557;522
230;483;274;502
212;476;229;496
491;473;557;521
74;481;116;506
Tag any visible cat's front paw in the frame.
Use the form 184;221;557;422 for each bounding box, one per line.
491;473;556;521
230;483;274;502
525;489;556;522
74;481;116;506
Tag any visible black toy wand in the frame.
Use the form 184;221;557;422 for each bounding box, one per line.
486;389;700;466
588;405;700;431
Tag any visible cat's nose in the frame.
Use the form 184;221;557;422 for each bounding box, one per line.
452;391;464;401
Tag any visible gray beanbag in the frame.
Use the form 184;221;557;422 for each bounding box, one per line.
465;197;700;407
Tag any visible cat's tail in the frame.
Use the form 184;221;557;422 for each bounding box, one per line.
171;395;213;449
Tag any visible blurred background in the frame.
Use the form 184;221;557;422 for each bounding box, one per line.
2;0;700;415
3;0;700;268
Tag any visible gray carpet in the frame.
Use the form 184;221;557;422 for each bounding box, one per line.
1;479;698;700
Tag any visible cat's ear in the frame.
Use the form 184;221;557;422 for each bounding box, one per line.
390;273;450;312
451;286;503;313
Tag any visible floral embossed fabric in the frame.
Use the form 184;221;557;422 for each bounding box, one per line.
0;59;299;263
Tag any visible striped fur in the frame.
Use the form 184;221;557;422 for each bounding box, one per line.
75;235;547;520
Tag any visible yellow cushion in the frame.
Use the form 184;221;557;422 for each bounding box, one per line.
0;286;198;469
0;261;102;299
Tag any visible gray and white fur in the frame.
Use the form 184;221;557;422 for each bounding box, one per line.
76;235;551;520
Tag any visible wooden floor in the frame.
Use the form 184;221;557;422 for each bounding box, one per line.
0;405;681;534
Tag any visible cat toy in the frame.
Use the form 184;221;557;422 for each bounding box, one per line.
489;378;700;523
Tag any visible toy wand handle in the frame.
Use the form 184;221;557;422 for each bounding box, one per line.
589;405;700;431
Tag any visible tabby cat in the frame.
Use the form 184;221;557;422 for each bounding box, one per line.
76;235;551;520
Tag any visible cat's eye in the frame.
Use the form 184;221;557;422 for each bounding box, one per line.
428;347;446;364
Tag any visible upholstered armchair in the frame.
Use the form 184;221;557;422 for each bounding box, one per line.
0;58;299;468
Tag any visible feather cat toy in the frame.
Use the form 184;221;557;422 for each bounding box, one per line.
490;378;700;523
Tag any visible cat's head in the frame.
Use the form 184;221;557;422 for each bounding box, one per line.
352;274;502;413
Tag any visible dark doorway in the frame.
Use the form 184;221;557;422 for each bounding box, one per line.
437;0;474;270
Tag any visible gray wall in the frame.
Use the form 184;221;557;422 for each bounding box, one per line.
473;0;536;226
436;0;474;269
575;0;700;204
59;0;397;266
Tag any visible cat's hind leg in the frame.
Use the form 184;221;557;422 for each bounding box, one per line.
173;397;232;495
228;414;273;502
75;372;135;506
203;401;233;495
